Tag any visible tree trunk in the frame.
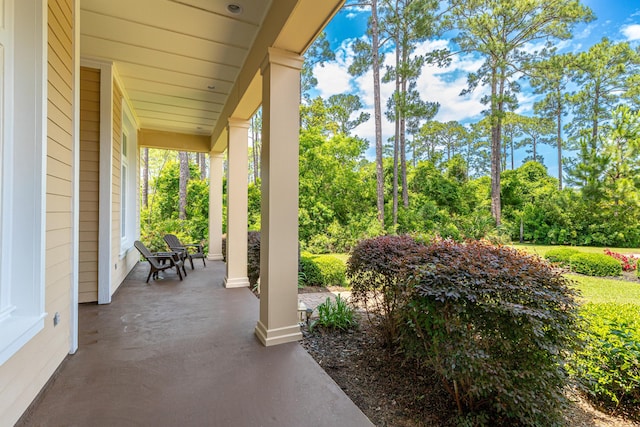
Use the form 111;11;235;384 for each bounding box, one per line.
371;0;385;228
400;44;408;209
533;135;537;162
392;39;400;228
251;114;260;183
557;98;563;189
199;152;207;181
179;151;189;220
142;147;149;208
510;137;514;170
490;66;502;227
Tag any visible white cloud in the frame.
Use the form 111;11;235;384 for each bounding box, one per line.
622;24;640;41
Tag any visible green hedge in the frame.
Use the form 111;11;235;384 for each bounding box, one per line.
313;255;347;287
570;253;622;277
544;247;580;266
569;303;640;414
299;255;323;286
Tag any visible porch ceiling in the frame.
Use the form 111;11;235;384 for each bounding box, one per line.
80;0;272;138
79;0;344;151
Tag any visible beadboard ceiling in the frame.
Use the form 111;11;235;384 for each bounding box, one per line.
80;0;272;137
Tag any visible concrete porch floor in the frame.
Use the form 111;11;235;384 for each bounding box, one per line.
17;261;372;427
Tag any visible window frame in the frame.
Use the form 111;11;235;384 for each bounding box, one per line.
0;0;48;366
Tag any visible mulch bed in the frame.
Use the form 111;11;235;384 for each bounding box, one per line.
301;313;640;427
301;315;454;427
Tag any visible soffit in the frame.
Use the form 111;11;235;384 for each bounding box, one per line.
80;0;272;137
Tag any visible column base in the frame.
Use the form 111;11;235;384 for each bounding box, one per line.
255;321;302;346
207;253;224;261
224;276;250;288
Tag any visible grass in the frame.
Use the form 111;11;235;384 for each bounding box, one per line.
511;243;640;258
568;274;640;305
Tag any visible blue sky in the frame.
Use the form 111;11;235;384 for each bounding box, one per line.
311;1;640;175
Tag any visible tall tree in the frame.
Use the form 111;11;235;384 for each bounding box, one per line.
301;32;335;99
519;115;554;164
199;152;207;181
529;53;574;188
250;109;262;184
450;0;593;226
142;147;149;208
178;151;189;219
348;0;386;227
502;112;525;171
382;0;443;222
326;94;370;135
566;38;640;145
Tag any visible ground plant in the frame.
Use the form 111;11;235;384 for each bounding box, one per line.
569;303;640;418
312;255;347;287
395;239;579;426
544;247;581;266
604;249;638;271
569;253;622;277
310;295;357;331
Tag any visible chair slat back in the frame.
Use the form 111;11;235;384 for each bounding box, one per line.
164;234;182;251
134;241;162;268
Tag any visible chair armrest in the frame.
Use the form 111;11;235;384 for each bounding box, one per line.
184;243;203;251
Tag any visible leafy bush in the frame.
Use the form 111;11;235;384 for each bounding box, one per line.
400;240;579;426
570;253;622;277
247;231;261;286
604;249;638;271
569;303;640;416
139;218;198;253
299;255;323;287
313;255;347;287
544;247;580;266
221;231;261;286
310;295;357;331
347;235;427;345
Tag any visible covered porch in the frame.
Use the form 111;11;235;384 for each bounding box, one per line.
17;262;372;426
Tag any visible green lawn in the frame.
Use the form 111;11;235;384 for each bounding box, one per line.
511;243;640;258
568;274;640;305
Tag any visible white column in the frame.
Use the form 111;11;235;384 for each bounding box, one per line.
207;152;224;261
224;118;250;288
255;48;303;346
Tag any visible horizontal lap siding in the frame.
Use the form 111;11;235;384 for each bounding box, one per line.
79;66;100;303
0;1;75;425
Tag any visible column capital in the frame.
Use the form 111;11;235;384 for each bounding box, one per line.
261;47;304;75
209;151;225;160
227;117;250;130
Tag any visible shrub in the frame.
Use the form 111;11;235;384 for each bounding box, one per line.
544;247;580;266
347;235;427;345
299;255;323;287
569;303;640;416
221;231;261;286
604;249;638;272
313;255;347;287
400;239;580;426
310;295;357;331
247;231;261;286
570;253;622;277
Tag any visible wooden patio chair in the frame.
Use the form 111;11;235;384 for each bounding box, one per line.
164;234;206;270
134;240;187;283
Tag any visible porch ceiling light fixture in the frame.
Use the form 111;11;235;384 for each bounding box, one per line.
226;3;242;15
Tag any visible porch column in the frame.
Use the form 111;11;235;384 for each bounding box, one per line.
255;48;303;346
224;118;250;288
207;152;224;261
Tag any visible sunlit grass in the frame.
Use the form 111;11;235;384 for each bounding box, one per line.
511;243;640;258
567;274;640;305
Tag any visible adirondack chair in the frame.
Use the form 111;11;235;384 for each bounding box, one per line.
164;234;206;270
134;240;187;283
